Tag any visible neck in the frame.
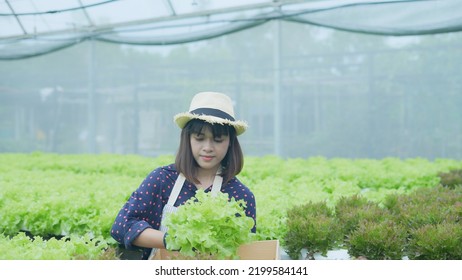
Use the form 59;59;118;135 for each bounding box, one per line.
196;167;220;188
197;165;220;177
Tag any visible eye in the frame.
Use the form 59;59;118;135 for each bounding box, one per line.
192;133;204;141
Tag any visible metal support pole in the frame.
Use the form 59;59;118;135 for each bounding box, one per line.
132;72;139;154
273;19;281;156
87;38;96;153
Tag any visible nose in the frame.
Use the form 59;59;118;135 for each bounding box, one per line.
202;138;214;152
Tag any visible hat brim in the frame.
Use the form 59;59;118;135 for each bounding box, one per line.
174;112;247;136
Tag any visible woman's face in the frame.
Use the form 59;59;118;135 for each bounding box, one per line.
190;126;230;172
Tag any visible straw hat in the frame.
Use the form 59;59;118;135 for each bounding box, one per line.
174;92;248;135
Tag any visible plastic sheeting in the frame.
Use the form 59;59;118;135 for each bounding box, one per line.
1;0;462;60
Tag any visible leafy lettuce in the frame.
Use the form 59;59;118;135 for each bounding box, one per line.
163;189;255;259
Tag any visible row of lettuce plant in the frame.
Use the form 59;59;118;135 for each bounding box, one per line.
284;175;462;260
1;153;461;259
0;232;117;260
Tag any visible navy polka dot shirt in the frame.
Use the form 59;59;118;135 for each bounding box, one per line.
110;164;256;260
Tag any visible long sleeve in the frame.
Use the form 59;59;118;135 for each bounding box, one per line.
110;166;177;249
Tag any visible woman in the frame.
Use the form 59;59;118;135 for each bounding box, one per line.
110;91;256;260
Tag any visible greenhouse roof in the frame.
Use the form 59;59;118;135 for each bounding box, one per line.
1;0;462;60
0;0;280;39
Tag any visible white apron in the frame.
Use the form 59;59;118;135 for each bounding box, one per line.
148;172;223;259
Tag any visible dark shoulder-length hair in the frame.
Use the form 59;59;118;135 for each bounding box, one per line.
175;119;244;185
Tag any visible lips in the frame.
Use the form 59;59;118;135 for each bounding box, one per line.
201;155;214;162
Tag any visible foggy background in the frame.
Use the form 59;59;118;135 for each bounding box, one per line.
1;22;461;159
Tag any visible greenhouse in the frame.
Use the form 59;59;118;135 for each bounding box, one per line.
1;0;462;268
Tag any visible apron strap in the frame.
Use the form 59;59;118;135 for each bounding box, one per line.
167;169;223;206
166;173;186;206
210;174;223;197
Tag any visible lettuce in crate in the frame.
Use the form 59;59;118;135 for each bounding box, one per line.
163;189;255;259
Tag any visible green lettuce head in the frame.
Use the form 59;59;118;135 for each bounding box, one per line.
163;189;255;259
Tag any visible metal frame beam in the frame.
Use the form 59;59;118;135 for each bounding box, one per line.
1;0;308;40
5;0;27;35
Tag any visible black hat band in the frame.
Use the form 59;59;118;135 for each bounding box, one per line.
190;108;235;121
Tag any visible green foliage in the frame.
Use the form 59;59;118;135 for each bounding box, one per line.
284;201;341;260
1;153;462;259
335;195;392;239
347;220;407;260
0;232;115;260
285;185;462;260
0;153;172;241
347;185;462;259
288;201;334;219
384;185;461;230
242;155;452;242
163;190;255;260
438;169;462;189
407;222;462;260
